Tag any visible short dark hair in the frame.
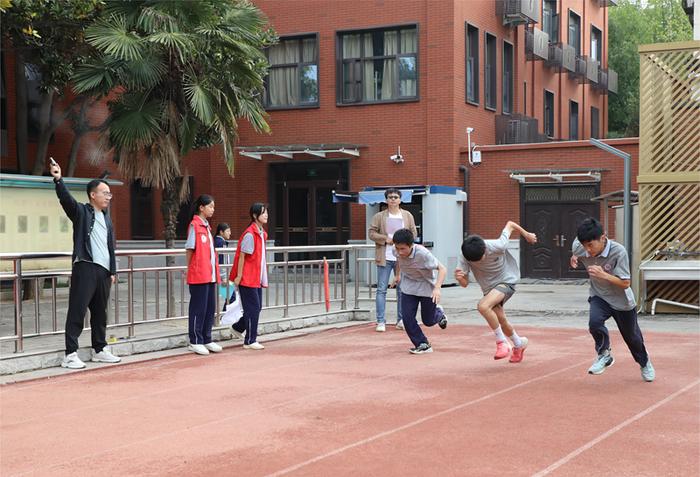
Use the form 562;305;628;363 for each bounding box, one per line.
191;194;214;217
216;223;230;236
392;228;414;246
461;235;486;261
384;188;401;199
576;218;604;243
249;202;267;222
86;179;109;197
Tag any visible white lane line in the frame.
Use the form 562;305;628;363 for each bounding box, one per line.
265;359;590;477
531;378;700;477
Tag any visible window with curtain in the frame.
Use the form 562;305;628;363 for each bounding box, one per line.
484;33;497;111
568;10;581;56
266;35;319;108
544;90;555;138
502;41;513;114
466;23;479;104
338;26;418;104
590;26;602;64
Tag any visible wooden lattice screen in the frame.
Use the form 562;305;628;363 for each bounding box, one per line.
638;41;700;311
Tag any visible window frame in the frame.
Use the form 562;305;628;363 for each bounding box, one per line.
502;40;514;115
591;106;600;139
542;0;559;43
264;33;320;111
569;100;579;140
336;23;420;106
568;9;581;57
590;24;603;65
484;31;497;112
465;23;480;106
544;89;555;138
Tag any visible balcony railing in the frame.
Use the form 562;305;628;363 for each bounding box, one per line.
598;0;618;7
608;68;618;94
525;27;549;61
570;55;588;82
562;43;577;73
495;114;541;144
498;0;540;26
545;42;563;69
594;68;609;94
586;57;600;84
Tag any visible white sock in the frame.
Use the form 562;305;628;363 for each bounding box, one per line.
509;331;523;348
493;326;507;343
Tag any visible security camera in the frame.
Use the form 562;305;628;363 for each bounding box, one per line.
467;127;474;133
390;146;404;163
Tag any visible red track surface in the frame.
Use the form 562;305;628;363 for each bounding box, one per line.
2;324;698;476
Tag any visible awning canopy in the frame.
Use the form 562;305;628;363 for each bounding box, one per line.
591;189;639;203
333;185;464;204
508;168;606;184
236;143;364;160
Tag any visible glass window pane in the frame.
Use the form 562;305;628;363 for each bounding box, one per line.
342;34;361;59
269;39;299;65
364;58;395;100
268;66;298;107
399;57;417;97
302;37;317;62
400;29;417;54
343;61;360;102
300;65;318;103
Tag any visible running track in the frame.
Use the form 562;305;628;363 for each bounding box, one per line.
1;324;698;476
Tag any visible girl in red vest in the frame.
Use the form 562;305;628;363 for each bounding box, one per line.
185;195;222;355
229;203;268;349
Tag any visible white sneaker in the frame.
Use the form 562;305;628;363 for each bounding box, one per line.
61;352;86;369
92;348;121;363
230;328;244;340
395;321;404;330
375;323;386;332
243;342;265;350
188;344;210;355
204;342;223;353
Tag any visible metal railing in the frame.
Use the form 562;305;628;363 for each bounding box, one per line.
0;244;381;354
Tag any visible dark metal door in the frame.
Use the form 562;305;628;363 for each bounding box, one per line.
524;204;560;278
559;204;598;278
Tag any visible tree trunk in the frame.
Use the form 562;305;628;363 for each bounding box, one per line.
31;89;56;175
13;52;28;174
66;132;84;177
161;183;181;317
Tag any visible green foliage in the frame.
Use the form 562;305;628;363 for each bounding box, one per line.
73;0;275;183
0;0;105;91
608;0;692;137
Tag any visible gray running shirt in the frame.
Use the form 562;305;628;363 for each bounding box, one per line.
394;244;439;297
457;227;519;294
89;211;111;272
572;238;635;311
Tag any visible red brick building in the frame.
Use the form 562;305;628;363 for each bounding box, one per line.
1;0;627;278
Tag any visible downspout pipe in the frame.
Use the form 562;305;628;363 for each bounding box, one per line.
459;165;470;238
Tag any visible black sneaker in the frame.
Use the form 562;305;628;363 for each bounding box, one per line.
437;305;448;329
409;342;433;354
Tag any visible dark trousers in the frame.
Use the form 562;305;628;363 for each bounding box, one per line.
188;282;216;345
589;295;649;366
400;292;444;347
233;285;262;345
65;261;112;355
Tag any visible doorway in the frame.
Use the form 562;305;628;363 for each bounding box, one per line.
271;161;349;259
521;184;599;278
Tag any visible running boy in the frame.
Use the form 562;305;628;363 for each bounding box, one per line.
570;218;655;381
455;221;537;363
392;228;448;354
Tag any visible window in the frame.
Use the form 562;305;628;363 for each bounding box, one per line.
568;10;581;56
266;35;319;108
590;26;602;64
484;33;497;111
591;106;600;139
524;81;528;115
502;41;513;114
338;26;418;104
542;0;559;43
466;23;479;104
544;90;555;138
569;100;579;140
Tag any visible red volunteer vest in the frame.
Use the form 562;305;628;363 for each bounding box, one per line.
230;222;267;288
186;217;220;285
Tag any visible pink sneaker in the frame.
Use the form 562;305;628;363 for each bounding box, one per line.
509;337;529;363
494;341;511;360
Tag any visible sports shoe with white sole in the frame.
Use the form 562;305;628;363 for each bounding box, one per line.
409;342;433;354
204;342;223;353
61;352;86;369
640;360;655;382
188;344;210;355
243;342;265;350
92;348;121;363
230;327;244;340
395;321;405;330
437;305;448;329
375;323;386;332
588;350;614;375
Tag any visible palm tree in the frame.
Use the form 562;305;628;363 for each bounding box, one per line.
72;0;274;314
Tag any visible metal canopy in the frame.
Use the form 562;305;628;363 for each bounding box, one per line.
508;168;606;184
236;143;364;161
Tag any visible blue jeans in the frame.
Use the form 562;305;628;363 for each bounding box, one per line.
376;261;402;324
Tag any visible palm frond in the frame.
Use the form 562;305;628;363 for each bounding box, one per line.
146;31;194;63
183;75;215;125
108;96;163;151
136;5;177;34
86;15;144;61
